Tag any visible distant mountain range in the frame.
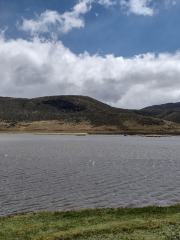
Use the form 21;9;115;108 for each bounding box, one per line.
0;95;180;135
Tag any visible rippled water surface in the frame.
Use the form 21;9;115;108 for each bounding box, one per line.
1;134;180;216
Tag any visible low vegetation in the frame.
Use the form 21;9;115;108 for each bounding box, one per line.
1;205;180;240
0;95;180;134
134;102;180;124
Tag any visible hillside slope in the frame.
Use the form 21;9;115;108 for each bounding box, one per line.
0;95;179;134
134;102;180;124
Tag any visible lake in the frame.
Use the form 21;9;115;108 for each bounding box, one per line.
0;134;180;216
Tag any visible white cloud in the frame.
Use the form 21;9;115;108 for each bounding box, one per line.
1;34;180;109
19;0;93;35
18;0;175;36
18;0;117;36
19;0;157;37
98;0;117;7
120;0;154;16
165;0;178;7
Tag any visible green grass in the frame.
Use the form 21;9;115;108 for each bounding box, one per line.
1;205;180;240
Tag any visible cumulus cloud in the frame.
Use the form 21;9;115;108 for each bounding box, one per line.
18;0;177;36
18;0;94;35
18;0;117;36
120;0;180;16
19;0;157;37
1;34;180;109
17;0;180;36
120;0;154;16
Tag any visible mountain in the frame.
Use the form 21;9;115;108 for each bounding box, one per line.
0;95;180;134
134;102;180;125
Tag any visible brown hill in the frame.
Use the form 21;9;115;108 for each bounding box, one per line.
134;102;180;124
0;95;180;134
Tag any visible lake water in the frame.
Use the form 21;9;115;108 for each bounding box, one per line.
0;134;180;216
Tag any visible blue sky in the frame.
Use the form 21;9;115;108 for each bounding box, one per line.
0;0;180;108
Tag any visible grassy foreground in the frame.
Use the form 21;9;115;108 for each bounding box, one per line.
1;206;180;240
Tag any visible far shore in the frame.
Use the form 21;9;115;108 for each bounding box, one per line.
0;131;180;136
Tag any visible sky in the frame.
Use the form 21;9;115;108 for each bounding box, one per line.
0;0;180;109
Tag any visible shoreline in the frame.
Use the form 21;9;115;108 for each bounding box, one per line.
0;131;180;136
1;203;180;218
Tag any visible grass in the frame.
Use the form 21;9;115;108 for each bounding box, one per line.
0;205;180;239
1;95;180;135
